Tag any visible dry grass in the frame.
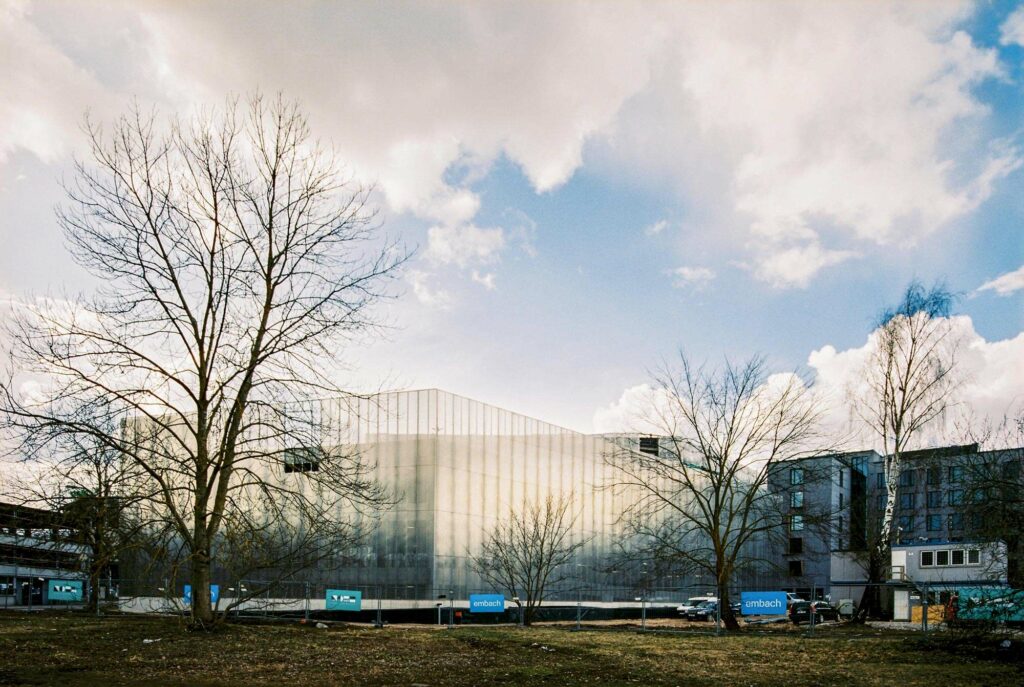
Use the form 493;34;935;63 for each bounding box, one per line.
0;612;1020;686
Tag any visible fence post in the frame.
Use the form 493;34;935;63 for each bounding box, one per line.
809;583;816;636
922;582;929;634
304;582;310;622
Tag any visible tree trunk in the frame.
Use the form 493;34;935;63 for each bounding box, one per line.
87;565;100;613
719;583;741;631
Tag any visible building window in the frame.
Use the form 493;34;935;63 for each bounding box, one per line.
951;549;965;566
839;469;845;488
948;465;964;483
899;470;915;488
790;467;804;486
283;448;321;473
898;515;914;531
877;473;886;488
899;493;915;510
788;560;803;577
948;489;964;506
936;550;950;566
839;493;844;509
920;551;934;567
967;549;980;565
791;491;804;509
790;515;804;532
948;513;963;530
927;490;942;508
927;466;941;485
789;537;803;554
638;437;659;455
927;514;942;531
877;493;887;511
1001;461;1020;480
969;512;984;531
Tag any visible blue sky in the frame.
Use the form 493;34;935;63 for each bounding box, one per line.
1;0;1022;433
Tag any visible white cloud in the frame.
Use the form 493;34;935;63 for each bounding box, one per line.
976;264;1024;296
1;1;1018;290
471;270;497;291
1001;6;1024;47
644;219;669;236
406;269;451;309
671;265;715;288
597;316;1024;448
425;224;505;268
753;243;857;289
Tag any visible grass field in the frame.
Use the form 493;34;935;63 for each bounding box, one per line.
0;612;1020;686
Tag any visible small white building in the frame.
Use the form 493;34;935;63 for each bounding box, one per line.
890;541;1007;622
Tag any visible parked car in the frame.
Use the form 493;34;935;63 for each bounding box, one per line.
788;600;839;625
686;600;741;621
676;596;716;616
785;592;805;607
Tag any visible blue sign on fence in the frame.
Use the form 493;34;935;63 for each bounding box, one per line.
469;594;505;613
48;579;83;602
183;584;220;606
741;591;787;615
326;589;362;611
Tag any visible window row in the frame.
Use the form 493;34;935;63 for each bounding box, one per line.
919;548;980;567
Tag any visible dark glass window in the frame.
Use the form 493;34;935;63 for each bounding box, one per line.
948;466;964;482
920;551;934;567
788;560;803;577
789;537;803;554
927;466;941;485
927;514;942;531
952;549;965;565
949;513;963;530
790;515;804;532
936;550;950;566
968;549;980;565
898;515;914;531
899;493;915;510
899;471;915;487
927;491;942;508
638;437;659;455
790;468;804;486
791;491;804;509
877;473;886;488
948;489;964;506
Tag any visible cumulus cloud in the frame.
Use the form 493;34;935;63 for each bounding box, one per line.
596;316;1024;449
671;265;715;289
976;264;1024;296
1001;5;1024;47
406;269;451;309
425;224;505;268
471;270;497;291
1;1;1019;290
644;219;669;236
753;243;857;289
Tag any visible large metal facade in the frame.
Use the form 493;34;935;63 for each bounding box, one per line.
307;389;628;597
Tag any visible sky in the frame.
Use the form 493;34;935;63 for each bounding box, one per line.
1;0;1022;436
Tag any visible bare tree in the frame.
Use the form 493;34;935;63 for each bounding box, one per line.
608;355;825;631
0;94;405;626
851;281;960;618
0;413;155;612
470;494;586;626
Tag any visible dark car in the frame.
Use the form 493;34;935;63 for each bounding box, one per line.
788;600;839;625
686;600;742;621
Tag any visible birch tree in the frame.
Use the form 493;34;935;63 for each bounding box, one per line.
852;281;960;617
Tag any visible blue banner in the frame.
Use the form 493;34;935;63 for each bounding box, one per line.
183;584;220;606
326;589;362;611
469;594;505;613
48;579;83;602
741;591;787;615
